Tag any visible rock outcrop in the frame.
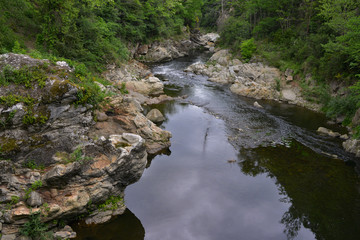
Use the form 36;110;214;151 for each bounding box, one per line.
0;53;172;238
134;32;219;63
0;133;147;238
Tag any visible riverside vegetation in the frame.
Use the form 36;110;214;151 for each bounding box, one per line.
1;0;360;239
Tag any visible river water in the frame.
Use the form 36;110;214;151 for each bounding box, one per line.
74;53;360;240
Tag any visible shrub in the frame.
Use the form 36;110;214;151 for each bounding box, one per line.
241;38;256;62
20;212;49;240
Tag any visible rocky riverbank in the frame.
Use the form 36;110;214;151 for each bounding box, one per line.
185;49;321;111
0;52;173;239
184;48;360;159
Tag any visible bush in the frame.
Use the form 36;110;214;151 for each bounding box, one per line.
20;212;49;240
241;38;256;62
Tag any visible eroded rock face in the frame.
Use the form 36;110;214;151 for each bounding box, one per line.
0;133;147;237
0;53;172;238
0;54;93;166
135;37;200;63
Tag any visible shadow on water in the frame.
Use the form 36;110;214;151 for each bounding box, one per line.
239;141;360;240
73;209;145;240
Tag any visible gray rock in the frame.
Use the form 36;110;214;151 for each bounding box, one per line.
95;111;108;122
284;68;294;77
352;108;360;126
146;109;165;123
340;134;349;140
1;235;16;240
54;230;77;239
15;236;31;240
253;101;263;108
317;127;341;138
26;191;43;207
343;139;360;157
0;222;2;231
282;89;297;102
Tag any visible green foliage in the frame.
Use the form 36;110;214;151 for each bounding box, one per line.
0;65;48;88
12;41;27;54
119;82;128;95
62;147;92;164
20;212;49;240
0;94;35;107
23;160;45;170
25;180;43;200
220;17;251;49
98;195;124;211
240;38;256;62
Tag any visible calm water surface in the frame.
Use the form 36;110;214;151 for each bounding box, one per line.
74;53;360;240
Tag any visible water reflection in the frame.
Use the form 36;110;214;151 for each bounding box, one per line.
73;209;145;240
239;141;360;240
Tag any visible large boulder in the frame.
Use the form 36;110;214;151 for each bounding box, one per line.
125;77;164;96
146;109;165;123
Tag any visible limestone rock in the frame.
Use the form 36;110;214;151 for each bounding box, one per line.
146;109;165;123
199;33;220;44
254;101;263;108
125;77;164;96
343;139;360;157
352;108;360;126
26;191;43;207
317;127;341;138
1;234;16;240
54;226;77;239
282;89;297;102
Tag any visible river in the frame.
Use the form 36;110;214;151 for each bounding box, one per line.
74;52;360;240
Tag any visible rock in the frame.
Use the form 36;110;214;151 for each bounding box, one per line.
137;44;149;55
125;77;164;96
209;50;230;66
284;68;294;77
336;115;346;124
286;75;293;83
253;101;263;108
94;82;106;92
143;46;172;62
282;89;297;102
340;134;349;140
26;191;43;207
317;127;341;138
54;231;76;239
15;236;31;240
146;109;165;123
0;222;2;231
352;108;360;126
95;111;108;122
1;235;16;240
199;33;220;43
53;225;77;239
343;139;360;157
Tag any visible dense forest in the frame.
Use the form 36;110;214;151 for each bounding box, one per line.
1;0;360;132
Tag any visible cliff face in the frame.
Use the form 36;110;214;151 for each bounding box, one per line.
0;53;172;238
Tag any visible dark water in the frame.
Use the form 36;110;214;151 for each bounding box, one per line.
74;53;360;240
